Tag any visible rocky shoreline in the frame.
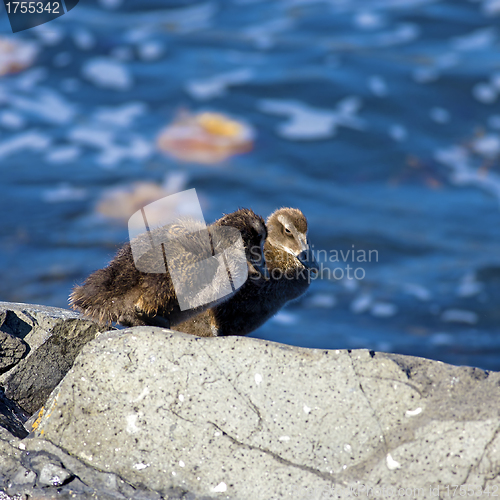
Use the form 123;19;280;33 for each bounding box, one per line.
1;301;499;499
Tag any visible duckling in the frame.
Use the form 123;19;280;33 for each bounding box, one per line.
175;207;318;337
69;208;268;328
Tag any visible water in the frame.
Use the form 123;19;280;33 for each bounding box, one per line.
1;0;500;370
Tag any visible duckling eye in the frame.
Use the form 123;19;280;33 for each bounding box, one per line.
284;227;292;236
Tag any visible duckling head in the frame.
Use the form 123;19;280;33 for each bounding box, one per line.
266;207;318;274
216;208;269;279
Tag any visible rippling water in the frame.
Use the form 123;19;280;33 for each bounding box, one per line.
1;0;500;369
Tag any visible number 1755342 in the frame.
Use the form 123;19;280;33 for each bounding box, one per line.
5;2;61;14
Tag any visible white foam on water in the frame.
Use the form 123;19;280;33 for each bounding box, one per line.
15;67;48;91
42;183;87;203
456;273;483;298
73;28;96;51
258;96;365;140
451;27;497;51
430;332;454;346
435;145;500;202
45;146;82;164
305;293;337;308
389;123;407;141
94;102;147;127
472;82;497;104
271;311;297;325
32;24;64;46
472;133;500;158
138;41;165;61
99;0;122;8
441;309;478;325
368;75;388;97
483;0;500;16
185;68;254;100
0;131;51;159
412;66;439;84
10;89;76;125
82;57;133;91
69;126;115;149
350;293;372;314
68;126;152;168
403;283;432;301
430;107;450;124
354;11;386;30
375;23;420;47
370;302;398;318
161;171;189;193
242;17;294;49
0;111;25;130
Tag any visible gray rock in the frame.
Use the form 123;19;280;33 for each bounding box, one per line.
0;426;198;499
31;328;500;499
0;331;27;374
0;302;101;414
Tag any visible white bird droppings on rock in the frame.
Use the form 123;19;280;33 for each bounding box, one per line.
303;404;311;414
179;394;185;402
179;460;185;467
212;482;227;493
126;415;139;434
133;463;149;470
279;436;290;441
386;453;401;470
405;407;422;417
254;373;263;385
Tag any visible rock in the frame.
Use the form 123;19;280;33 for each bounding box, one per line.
0;426;197;499
0;302;101;414
0;330;28;373
31;327;500;499
0;389;29;439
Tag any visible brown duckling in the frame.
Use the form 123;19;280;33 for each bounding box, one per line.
175;207;318;337
69;208;268;328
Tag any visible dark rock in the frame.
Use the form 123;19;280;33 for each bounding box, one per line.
0;390;29;439
0;302;101;414
0;331;28;374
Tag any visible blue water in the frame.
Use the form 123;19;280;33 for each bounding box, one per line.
1;0;500;370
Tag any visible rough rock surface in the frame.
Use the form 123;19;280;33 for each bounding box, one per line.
0;426;208;499
0;301;100;415
31;327;500;499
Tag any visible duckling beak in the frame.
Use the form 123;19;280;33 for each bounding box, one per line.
297;245;319;276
